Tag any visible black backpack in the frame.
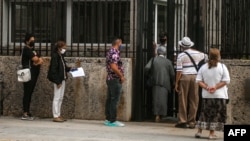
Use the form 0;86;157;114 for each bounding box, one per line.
184;52;206;72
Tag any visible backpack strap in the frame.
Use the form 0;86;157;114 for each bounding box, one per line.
184;52;198;72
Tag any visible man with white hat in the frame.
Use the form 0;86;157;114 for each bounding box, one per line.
175;37;206;128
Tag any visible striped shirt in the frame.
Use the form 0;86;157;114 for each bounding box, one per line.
176;49;205;74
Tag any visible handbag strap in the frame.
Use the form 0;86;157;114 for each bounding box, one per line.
184;52;198;72
20;47;31;68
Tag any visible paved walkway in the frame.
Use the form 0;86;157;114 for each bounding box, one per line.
0;116;224;141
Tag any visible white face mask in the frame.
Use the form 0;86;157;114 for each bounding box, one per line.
60;48;66;54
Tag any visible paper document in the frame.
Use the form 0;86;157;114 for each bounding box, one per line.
70;67;85;77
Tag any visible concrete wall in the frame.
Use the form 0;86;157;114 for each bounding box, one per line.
0;57;250;124
223;60;250;124
0;56;133;121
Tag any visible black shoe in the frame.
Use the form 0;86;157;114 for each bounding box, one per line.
21;114;34;121
188;124;196;129
175;123;188;128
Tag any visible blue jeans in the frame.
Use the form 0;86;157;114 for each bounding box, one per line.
105;79;122;122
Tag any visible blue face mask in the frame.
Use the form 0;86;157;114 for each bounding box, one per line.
119;45;124;51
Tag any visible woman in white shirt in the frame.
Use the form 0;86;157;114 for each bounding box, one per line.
195;48;230;139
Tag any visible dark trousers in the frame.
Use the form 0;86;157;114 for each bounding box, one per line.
23;67;40;114
105;79;122;122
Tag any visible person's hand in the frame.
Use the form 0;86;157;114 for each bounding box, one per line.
208;86;216;94
57;84;62;89
33;57;43;65
120;76;125;84
175;84;179;93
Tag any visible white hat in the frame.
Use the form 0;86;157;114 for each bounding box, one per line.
178;37;194;48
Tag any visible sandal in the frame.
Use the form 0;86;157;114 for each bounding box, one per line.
208;134;217;140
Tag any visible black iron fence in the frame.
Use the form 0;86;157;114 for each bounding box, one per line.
133;0;250;121
0;0;133;57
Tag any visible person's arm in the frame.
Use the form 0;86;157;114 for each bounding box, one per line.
49;54;61;86
175;71;182;93
175;55;183;93
168;60;175;86
110;63;125;83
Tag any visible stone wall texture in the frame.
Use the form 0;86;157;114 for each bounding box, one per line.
0;56;133;121
222;60;250;124
1;57;250;124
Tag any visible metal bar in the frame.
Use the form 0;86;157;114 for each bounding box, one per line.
7;0;10;55
211;0;214;46
167;0;175;62
39;0;42;54
103;0;107;57
13;0;17;55
70;0;73;56
83;1;87;56
247;0;250;59
97;0;101;57
19;0;23;55
46;0;49;55
0;0;3;54
77;0;80;57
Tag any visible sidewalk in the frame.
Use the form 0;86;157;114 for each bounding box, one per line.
0;116;224;141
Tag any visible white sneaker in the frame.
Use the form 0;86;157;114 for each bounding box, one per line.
112;121;125;127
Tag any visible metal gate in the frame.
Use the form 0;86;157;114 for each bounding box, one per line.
132;0;250;121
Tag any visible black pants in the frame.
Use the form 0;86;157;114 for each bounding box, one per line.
105;79;122;122
23;67;40;114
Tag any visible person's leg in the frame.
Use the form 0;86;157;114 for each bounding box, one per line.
53;83;61;118
187;75;199;127
26;68;40;116
58;81;65;117
105;80;112;121
23;82;32;115
109;79;122;123
177;75;189;125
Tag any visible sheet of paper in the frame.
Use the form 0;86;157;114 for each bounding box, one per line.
70;67;85;77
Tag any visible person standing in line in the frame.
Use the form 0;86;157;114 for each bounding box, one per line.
47;40;73;122
145;47;175;122
175;37;205;128
104;37;125;127
155;31;177;60
195;48;230;139
155;32;167;57
21;33;44;120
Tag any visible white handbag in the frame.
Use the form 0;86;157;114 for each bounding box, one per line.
17;48;31;82
17;68;31;82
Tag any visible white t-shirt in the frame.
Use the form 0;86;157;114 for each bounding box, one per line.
196;63;230;99
176;49;205;74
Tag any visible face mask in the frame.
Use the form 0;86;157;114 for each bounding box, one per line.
60;48;66;54
119;45;124;51
29;41;35;47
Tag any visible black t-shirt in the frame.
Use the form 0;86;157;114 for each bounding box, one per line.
21;46;40;69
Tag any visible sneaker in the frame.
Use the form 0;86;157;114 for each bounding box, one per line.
53;117;64;122
106;121;125;127
104;120;110;125
21;114;34;121
195;132;202;138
